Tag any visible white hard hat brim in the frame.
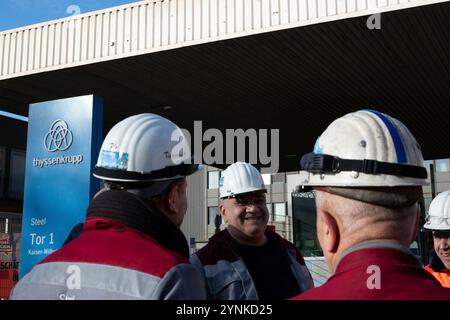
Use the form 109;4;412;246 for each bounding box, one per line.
220;187;267;199
423;222;450;231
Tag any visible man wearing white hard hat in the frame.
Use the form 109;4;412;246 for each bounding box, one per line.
190;162;314;300
11;113;206;300
422;190;450;288
292;110;450;300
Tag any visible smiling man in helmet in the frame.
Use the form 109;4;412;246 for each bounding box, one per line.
292;110;450;300
190;162;313;300
422;190;450;288
10;113;206;300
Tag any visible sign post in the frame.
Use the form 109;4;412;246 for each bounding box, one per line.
19;95;103;278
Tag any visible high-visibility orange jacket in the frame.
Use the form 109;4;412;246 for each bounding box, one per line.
425;265;450;288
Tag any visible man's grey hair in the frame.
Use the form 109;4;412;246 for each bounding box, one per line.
314;189;419;244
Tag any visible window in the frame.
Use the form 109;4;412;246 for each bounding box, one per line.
435;159;450;172
0;147;5;198
272;202;287;222
292;192;323;257
271;173;285;183
208;206;220;226
9;149;25;200
424;197;433;212
208;171;220;189
262;174;271;185
409;241;419;256
423;160;433;175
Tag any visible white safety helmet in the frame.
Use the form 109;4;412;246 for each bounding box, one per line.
299;110;428;187
423;190;450;231
219;162;266;199
94;113;200;183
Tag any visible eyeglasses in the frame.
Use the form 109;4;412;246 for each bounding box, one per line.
229;193;267;206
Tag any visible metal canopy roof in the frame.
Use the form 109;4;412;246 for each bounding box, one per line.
0;1;449;172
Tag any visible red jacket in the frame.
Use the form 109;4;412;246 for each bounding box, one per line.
11;217;206;300
292;243;450;300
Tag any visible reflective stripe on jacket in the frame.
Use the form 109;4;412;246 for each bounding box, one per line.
10;217;206;300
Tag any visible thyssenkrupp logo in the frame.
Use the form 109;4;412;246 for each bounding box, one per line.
44;120;73;152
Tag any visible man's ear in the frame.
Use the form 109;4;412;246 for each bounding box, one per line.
219;202;227;223
317;209;339;253
166;182;179;214
411;205;421;244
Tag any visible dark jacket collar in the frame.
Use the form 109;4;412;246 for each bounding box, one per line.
209;228;294;259
86;190;189;258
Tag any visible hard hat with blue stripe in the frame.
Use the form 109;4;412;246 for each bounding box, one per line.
299;110;428;188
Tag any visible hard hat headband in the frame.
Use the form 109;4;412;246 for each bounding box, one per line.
94;163;199;182
295;185;422;207
300;153;427;179
220;189;267;200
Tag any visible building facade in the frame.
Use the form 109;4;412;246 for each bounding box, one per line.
1;0;450;297
1;120;449;292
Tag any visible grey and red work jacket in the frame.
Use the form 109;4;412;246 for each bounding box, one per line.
11;191;206;300
190;229;314;300
10;216;207;300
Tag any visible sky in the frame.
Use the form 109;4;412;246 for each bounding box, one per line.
0;0;139;32
0;1;140;117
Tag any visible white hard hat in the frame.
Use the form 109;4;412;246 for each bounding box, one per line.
93;113;200;182
423;190;450;231
300;110;428;187
219;162;266;199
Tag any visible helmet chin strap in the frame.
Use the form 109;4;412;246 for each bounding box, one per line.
298;110;428;189
103;179;181;200
300;153;427;179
